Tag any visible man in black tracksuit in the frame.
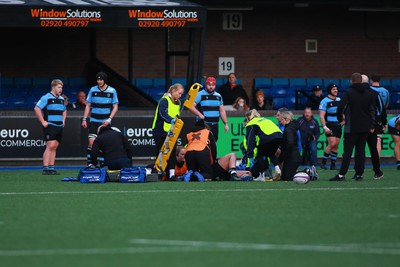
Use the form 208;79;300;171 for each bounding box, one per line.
330;73;375;181
90;125;133;170
361;75;386;179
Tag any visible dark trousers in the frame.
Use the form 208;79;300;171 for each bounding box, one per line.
185;148;214;180
281;161;300;181
106;157;132;170
366;131;381;174
339;132;369;176
250;138;281;177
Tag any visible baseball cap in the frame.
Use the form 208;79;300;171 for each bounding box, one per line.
312;85;322;91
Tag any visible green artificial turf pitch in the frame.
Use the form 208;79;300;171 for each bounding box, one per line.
0;167;399;267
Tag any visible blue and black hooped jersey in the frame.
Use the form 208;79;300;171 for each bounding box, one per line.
388;115;400;128
319;96;341;123
194;90;223;124
36;93;66;127
87;85;119;123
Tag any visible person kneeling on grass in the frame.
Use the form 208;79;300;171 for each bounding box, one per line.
90;125;133;170
388;114;400;170
183;119;252;182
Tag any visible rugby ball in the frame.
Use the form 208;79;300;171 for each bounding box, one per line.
293;172;310;184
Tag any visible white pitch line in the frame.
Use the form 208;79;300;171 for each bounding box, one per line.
129;239;400;256
2;240;399;257
0;187;399;196
0;246;204;257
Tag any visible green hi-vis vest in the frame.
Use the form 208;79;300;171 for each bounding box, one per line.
243;135;260;156
152;95;181;132
245;117;282;135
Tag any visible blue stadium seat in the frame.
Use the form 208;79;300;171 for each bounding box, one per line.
11;87;30;97
1;76;14;88
339;78;351;90
0;98;7;109
289;78;307;90
32;77;50;88
285;95;297;109
25;96;39;107
380;79;391;89
14;77;32;88
0;87;12;97
391;78;400;90
171;77;187;88
269;87;287;97
323;78;340;88
7;96;26;108
149;89;165;102
153;78;166;90
390;91;400;109
135;78;153;91
271;78;289;88
68;77;87;89
306;78;323;89
272;97;285;110
254;77;272;90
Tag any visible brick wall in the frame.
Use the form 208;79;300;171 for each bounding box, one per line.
1;8;399;103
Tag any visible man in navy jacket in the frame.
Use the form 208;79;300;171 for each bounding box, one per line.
298;107;320;167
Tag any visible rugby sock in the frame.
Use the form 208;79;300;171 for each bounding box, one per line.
43;166;49;171
98;156;105;167
48;165;55;171
330;152;337;165
397;161;400;170
86;147;92;165
322;152;329;164
228;168;237;175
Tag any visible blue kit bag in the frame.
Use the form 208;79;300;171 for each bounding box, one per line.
119;167;146;183
78;167;107;183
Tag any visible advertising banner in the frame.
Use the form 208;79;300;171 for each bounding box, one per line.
0;115;396;160
0;0;206;28
217;116;398;158
0;115;196;160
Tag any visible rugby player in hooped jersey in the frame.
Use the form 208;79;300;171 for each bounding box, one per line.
34;79;66;175
81;72;119;165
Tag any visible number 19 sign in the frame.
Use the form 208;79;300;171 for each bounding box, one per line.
218;57;235;76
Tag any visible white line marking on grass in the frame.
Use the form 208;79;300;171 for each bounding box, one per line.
128;239;400;256
1;240;399;257
0;187;399;196
0;246;204;257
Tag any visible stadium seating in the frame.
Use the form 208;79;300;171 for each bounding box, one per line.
11;87;30;97
380;79;391;89
153;78;166;90
135;78;153;90
32;77;50;88
14;77;32;88
323;78;340;88
391;78;400;90
1;77;14;88
289;78;307;90
7;96;26;108
0;98;7;109
272;97;285;110
390;91;400;109
171;77;187;88
306;78;323;89
271;77;289;88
